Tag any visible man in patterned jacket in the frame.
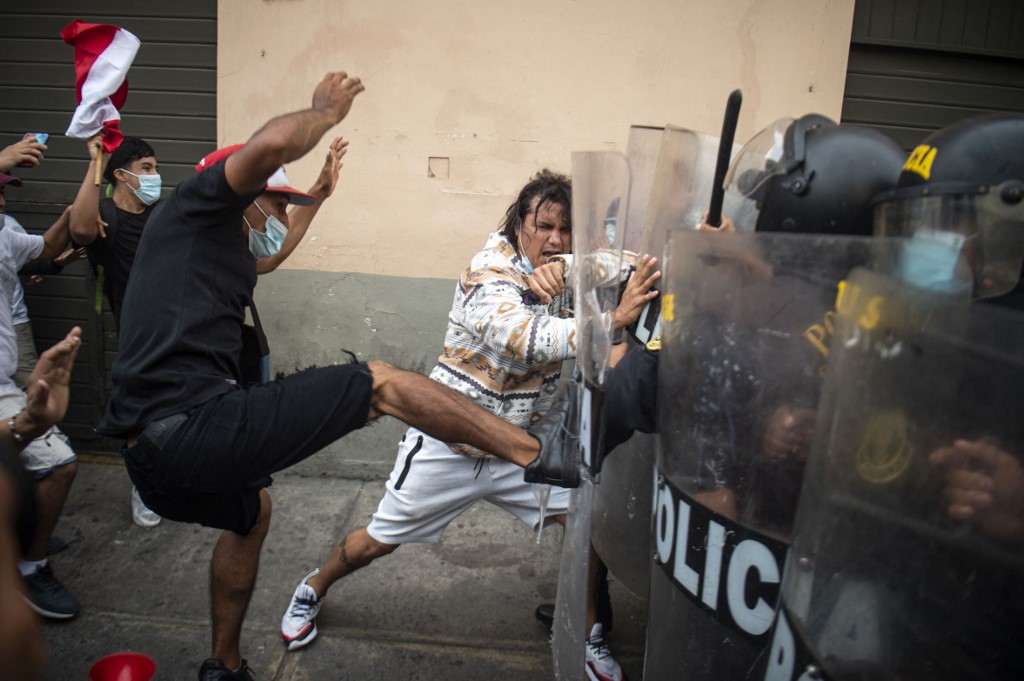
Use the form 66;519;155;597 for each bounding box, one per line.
281;169;657;679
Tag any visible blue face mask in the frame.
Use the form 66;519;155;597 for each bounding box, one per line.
898;228;971;293
605;219;617;247
120;170;162;206
246;201;287;258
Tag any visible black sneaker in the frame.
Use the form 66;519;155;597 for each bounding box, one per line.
198;658;255;681
535;602;555;630
22;564;80;619
524;380;581;488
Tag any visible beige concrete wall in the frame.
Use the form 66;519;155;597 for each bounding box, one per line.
218;0;856;280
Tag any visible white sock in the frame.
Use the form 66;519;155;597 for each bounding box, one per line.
18;558;46;577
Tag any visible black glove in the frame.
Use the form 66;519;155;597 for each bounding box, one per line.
524;379;581;488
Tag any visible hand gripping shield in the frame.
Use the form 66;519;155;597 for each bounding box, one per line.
765;269;1024;681
645;230;895;680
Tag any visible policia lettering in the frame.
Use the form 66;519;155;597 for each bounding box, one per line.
652;472;788;639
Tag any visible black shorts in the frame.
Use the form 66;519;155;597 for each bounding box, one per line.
123;362;373;535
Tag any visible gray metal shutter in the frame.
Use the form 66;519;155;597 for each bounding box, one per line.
0;2;216;452
842;0;1024;149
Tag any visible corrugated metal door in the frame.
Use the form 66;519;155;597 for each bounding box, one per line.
0;2;216;453
842;0;1024;149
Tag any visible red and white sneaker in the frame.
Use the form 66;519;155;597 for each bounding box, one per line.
585;623;626;681
281;569;323;651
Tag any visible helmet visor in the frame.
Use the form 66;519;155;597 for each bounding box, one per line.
875;184;1024;299
723;118;794;232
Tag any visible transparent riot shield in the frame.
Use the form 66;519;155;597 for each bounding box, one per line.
592;126;741;598
765;269;1024;681
646;230;895;681
587;124;665;599
552;150;629;681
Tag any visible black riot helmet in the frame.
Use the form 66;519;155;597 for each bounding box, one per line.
874;113;1024;299
724;115;905;236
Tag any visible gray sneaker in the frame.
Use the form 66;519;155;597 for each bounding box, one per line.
22;564;80;619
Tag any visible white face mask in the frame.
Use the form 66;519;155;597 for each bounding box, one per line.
245;201;287;258
119;169;162;206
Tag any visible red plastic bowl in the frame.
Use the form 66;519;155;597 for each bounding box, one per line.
88;652;156;681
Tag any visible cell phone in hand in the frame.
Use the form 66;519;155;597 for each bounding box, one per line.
19;133;49;167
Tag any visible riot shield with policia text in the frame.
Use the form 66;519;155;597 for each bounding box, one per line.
646;230;896;681
551;150;630;681
763;268;1024;681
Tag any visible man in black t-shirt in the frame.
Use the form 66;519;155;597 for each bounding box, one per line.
69;136;165;528
96;70;555;681
69;136;160;330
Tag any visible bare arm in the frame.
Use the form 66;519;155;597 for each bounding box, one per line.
257;136;348;274
37;206;73;262
68;135;107;245
225;72;363;199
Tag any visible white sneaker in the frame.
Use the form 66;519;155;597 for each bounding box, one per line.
131;487;161;527
281;569;323;651
585;622;625;681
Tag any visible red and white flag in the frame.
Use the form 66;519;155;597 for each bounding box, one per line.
61;20;141;153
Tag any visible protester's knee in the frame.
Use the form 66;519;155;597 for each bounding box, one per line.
364;533;399;560
39;459;77;490
366;360;404;418
246;489;272;540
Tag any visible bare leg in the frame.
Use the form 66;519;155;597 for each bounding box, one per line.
307;527;398;597
25;461;77;561
367;361;539;467
210;488;272;670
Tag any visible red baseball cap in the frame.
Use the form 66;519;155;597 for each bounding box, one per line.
0;172;23;189
195;144;317;206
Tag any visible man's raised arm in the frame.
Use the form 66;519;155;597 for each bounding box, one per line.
225;71;363;199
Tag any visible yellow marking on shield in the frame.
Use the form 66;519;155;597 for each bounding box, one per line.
855;410;914;483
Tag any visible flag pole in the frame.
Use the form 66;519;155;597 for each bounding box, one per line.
94;147;102;186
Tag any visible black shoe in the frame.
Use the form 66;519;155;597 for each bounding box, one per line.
524;379;580;488
22;564;80;619
198;658;255;681
535;602;555;630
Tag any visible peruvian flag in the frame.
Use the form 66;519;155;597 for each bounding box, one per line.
61;20;141;153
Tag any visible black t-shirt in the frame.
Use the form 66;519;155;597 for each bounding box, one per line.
87;199;157;329
96;162;257;436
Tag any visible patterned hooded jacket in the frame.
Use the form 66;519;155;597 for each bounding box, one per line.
430;231;576;458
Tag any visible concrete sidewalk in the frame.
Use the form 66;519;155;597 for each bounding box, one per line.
38;460;648;680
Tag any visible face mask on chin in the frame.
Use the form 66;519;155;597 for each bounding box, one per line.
119;170;162;206
245;200;287;258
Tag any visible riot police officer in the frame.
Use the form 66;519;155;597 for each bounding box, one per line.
765;112;1024;681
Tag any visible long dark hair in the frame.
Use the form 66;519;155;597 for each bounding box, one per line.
498;169;571;251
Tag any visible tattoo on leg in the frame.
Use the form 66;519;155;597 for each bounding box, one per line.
337;536;363;573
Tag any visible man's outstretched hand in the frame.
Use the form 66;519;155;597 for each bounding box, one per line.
0;138;46;172
20;327;82;440
312;136;349;199
312;71;365;125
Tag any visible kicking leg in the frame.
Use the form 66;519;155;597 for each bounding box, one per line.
366;361;539;467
